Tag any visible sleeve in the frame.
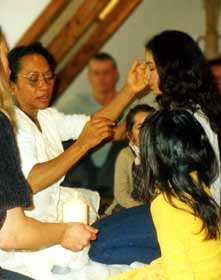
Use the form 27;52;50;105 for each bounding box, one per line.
114;149;140;208
49;108;90;141
16;121;39;178
151;195;195;280
0;113;32;225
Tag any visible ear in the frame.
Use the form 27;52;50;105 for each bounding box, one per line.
9;81;17;94
127;131;132;141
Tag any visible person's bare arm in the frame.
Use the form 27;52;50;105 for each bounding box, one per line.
93;60;149;121
0;207;98;251
28;117;114;193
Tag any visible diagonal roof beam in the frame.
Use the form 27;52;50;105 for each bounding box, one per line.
16;0;71;46
53;0;141;101
48;0;111;62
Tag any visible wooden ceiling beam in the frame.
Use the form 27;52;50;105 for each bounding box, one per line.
48;0;111;62
54;0;141;101
16;0;71;46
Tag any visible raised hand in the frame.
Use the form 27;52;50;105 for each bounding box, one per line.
126;59;150;94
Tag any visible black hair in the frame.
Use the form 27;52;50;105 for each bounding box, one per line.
140;109;220;239
145;30;221;135
90;52;117;69
126;104;155;132
8;42;56;82
208;57;221;67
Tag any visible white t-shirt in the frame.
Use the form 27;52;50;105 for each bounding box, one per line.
15;107;89;220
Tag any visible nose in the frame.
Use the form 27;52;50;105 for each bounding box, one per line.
38;77;49;89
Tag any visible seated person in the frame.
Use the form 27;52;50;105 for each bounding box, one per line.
108;109;221;280
0;29;97;280
105;104;155;215
7;42;148;222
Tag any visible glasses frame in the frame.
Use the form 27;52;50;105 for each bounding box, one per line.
17;72;56;86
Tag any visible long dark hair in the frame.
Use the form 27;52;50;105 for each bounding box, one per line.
145;30;221;134
140;109;220;239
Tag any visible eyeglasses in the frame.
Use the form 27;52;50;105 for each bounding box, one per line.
18;72;55;86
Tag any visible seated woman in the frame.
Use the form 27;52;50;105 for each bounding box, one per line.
7;42;148;222
108;109;221;280
0;28;97;280
105;104;155;215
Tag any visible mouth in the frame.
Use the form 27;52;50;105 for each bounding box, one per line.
36;95;50;103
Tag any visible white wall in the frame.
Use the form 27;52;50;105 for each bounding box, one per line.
0;0;50;47
1;0;220;114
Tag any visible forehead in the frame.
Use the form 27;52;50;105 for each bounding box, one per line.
19;54;51;72
133;111;150;124
89;59;115;71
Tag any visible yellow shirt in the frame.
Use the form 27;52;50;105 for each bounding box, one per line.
107;193;221;280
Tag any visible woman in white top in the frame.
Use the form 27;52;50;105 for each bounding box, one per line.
8;42;149;221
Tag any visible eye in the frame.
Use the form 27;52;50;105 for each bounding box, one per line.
27;74;39;83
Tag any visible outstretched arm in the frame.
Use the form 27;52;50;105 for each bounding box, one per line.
0;207;98;251
93;59;149;121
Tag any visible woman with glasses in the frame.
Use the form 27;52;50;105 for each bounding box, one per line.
7;42;149;222
0;29;100;280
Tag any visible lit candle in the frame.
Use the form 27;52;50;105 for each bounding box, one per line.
62;193;88;224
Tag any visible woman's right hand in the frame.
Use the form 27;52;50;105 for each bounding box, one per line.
125;59;150;95
60;223;98;251
76;117;115;151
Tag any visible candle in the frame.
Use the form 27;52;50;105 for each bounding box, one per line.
62;193;88;224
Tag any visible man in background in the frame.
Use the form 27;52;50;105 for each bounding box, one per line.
62;53;126;200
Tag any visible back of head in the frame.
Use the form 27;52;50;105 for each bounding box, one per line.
145;30;221;133
8;42;56;83
140;109;220;239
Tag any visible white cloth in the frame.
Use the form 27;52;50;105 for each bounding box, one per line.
194;110;221;205
15;107;90;220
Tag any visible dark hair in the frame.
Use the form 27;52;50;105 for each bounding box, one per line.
90;52;117;69
140;109;220;239
126;104;155;132
208;57;221;67
145;30;221;134
8;42;56;82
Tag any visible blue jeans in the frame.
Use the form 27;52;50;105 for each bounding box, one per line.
89;204;161;265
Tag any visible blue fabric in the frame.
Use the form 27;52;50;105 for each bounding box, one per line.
89;204;161;265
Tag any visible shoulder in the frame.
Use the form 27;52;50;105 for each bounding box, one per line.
0;111;14;136
151;193;196;229
0;111;11;126
117;146;134;161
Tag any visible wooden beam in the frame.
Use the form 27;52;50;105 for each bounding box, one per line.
54;0;141;100
204;0;220;59
16;0;71;46
48;0;111;62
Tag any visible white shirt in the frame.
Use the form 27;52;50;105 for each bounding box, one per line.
194;111;221;205
15;107;89;220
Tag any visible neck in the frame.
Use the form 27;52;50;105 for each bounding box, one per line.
18;106;41;130
93;90;117;106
